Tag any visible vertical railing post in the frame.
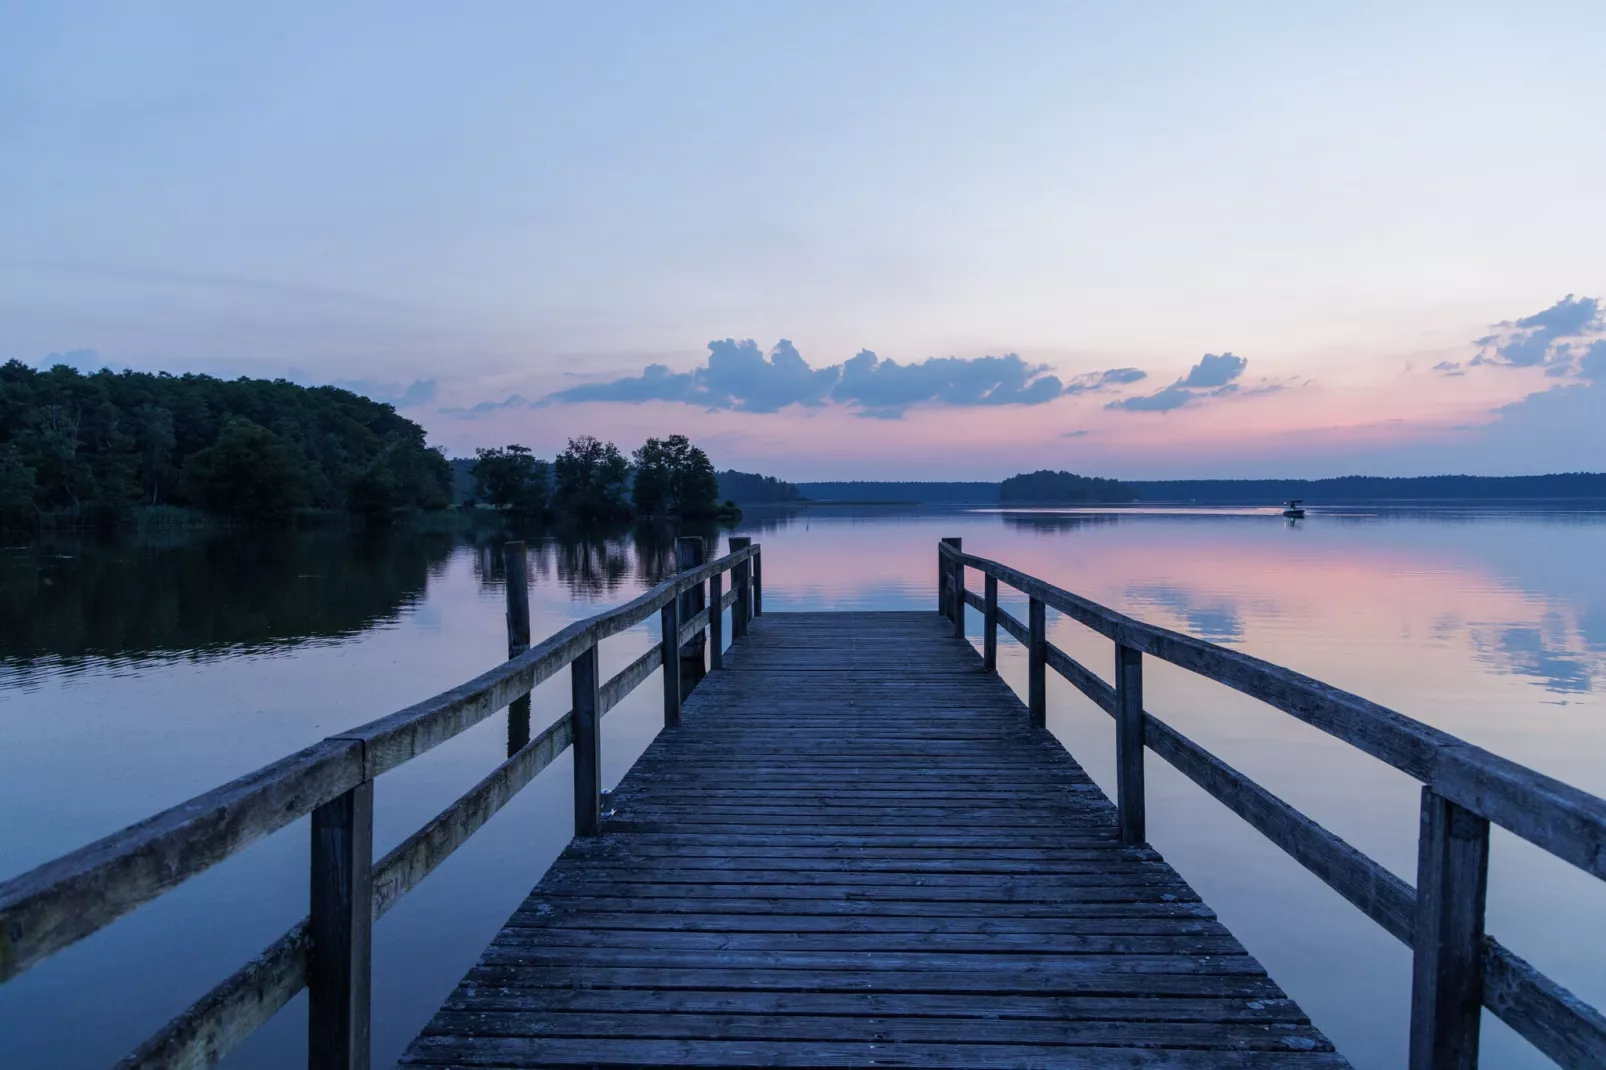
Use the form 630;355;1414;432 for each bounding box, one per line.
939;537;962;622
1409;787;1490;1070
950;540;966;639
1028;596;1046;729
503;541;531;756
571;644;601;837
709;569;724;670
675;536;706;699
729;536;751;639
752;547;762;616
983;575;998;672
660;591;681;729
1115;642;1146;845
308;779;373;1070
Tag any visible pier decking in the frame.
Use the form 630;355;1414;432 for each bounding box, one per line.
4;537;1603;1070
403;611;1343;1067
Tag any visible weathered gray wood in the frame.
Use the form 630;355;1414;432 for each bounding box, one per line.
1410;788;1490;1070
709;571;724;671
996;604;1029;645
405;612;1343;1069
983;575;998;672
119;711;585;1070
309;781;373;1070
729;537;751;639
372;712;575;920
0;737;362;982
752;548;762;616
661;598;681;728
115;921;309;1070
1028;596;1046;729
599;644;663;716
677;607;711;648
1482;936;1606;1070
952;547;1606;881
338;543;754;779
1116;642;1146;846
1046;641;1118;714
940;537;962;622
571;646;602;838
1142;713;1414;941
503;541;532;755
944;533;957;633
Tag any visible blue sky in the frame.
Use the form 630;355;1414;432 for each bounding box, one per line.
3;2;1604;478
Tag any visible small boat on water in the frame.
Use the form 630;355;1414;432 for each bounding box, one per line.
1282;499;1306;519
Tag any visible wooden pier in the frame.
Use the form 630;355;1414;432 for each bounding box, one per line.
2;538;1604;1070
404;611;1341;1067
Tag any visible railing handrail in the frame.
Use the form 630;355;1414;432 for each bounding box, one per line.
938;539;1606;1070
938;542;1606;877
0;540;760;1070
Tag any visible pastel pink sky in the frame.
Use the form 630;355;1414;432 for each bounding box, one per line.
6;5;1605;478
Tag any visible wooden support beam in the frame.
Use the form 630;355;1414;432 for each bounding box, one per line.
709;571;724;670
752;548;762;616
674;536;706;699
983;575;998;672
570;646;601;837
1028;597;1046;729
729;537;751;639
308;781;373;1070
1410;787;1490;1070
660;599;680;729
939;537;961;622
1115;643;1147;846
949;539;966;638
503;541;531;757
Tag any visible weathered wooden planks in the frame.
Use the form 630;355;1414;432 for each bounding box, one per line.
403;611;1345;1068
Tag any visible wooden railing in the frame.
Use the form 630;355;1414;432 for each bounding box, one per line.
938;537;1606;1070
0;536;761;1070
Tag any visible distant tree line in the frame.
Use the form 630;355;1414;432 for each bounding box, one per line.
0;361;452;527
467;433;732;523
717;470;804;503
1128;473;1606;503
1000;470;1137;503
794;481;998;502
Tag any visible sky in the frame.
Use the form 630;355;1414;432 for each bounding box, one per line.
3;2;1605;480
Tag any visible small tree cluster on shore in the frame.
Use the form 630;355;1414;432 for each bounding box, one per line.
469;433;727;523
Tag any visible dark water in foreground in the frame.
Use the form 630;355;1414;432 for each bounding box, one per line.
1;505;1603;1069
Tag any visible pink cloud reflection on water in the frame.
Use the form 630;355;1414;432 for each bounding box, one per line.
745;505;1604;1069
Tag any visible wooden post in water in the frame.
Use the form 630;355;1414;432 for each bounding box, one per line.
675;536;706;699
308;781;373;1070
571;644;601;837
503;541;531;756
940;537;962;623
948;538;965;638
729;536;751;639
1028;597;1046;728
1115;643;1146;845
709;569;724;671
660;592;681;728
983;575;998;672
752;547;762;616
1409;787;1490;1070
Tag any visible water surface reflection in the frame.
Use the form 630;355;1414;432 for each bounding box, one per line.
1;506;1602;1070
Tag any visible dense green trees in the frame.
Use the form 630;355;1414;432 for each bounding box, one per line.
468;445;550;520
998;470;1136;503
0;361;452;526
633;435;720;517
553;435;633;522
716;469;803;503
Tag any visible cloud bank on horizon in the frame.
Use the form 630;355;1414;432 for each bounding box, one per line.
525;340;1148;419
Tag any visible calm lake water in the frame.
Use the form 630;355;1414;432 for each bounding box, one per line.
2;505;1603;1069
